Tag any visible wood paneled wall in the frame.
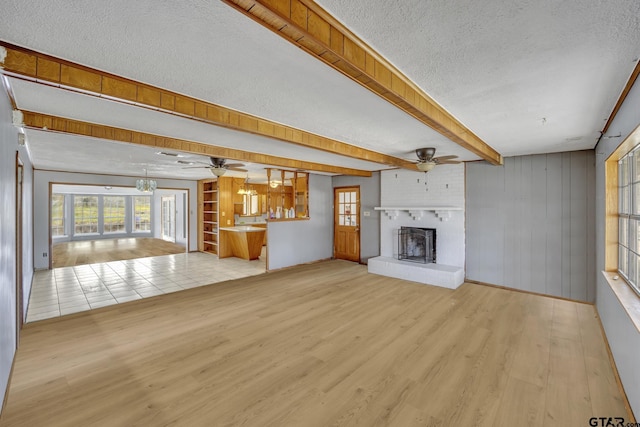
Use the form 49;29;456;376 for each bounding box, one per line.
465;151;596;302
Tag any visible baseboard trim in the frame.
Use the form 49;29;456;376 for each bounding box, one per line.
266;257;334;273
594;306;636;422
0;351;16;422
464;278;592;305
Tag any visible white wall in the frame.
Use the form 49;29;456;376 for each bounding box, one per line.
0;91;34;414
380;165;465;268
33;170;198;269
594;74;640;416
267;174;333;270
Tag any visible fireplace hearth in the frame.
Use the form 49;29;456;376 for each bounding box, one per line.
398;227;436;264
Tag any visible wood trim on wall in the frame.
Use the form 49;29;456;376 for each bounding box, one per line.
0;42;410;169
605;124;640;271
603;59;640;134
21;111;372;177
605;160;619;271
221;0;503;166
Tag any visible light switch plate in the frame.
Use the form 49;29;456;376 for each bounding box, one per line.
363;211;371;217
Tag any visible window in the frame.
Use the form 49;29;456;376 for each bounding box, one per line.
103;196;126;233
618;149;640;295
51;194;66;236
133;196;151;232
74;196;99;234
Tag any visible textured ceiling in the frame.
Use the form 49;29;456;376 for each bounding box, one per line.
1;0;639;179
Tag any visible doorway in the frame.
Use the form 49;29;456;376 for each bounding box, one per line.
334;186;360;262
161;195;176;242
15;153;24;345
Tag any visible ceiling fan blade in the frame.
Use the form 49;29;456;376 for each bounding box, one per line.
181;166;211;169
434;155;458;161
436;160;461;165
224;163;246;168
228;167;248;172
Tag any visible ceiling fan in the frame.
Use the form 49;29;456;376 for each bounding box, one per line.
408;147;461;172
179;156;247;176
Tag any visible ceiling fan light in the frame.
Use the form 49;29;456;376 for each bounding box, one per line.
416;161;436;172
211;167;226;177
269;180;279;188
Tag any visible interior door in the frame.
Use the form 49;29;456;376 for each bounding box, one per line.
161;196;176;242
334;186;360;262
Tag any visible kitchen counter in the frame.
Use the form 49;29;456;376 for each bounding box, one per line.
219;226;266;260
220;226;266;232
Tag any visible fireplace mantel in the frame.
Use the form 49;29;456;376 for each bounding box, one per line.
374;206;462;221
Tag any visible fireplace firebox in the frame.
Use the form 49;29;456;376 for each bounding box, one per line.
398;227;436;264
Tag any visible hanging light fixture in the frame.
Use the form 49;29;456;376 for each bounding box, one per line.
237;175;257;195
136;169;157;193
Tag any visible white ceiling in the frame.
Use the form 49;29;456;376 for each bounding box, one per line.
1;0;639;180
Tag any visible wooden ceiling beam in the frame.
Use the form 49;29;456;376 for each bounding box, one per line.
221;0;503;166
0;42;407;169
20;111;373;177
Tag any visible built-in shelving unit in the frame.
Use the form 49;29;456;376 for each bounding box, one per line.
199;179;218;255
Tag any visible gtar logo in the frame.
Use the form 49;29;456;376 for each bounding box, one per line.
588;417;625;427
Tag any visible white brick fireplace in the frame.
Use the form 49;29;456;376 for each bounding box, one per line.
368;165;465;289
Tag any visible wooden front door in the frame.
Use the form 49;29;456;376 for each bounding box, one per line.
334;186;360;262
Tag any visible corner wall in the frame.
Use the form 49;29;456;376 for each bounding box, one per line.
595;73;640;416
465;151;596;302
0;90;34;414
267;174;333;270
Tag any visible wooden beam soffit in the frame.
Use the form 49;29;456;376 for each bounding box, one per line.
221;0;503;166
20;111;373;177
0;42;407;169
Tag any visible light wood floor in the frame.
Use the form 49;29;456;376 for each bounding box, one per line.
52;237;186;268
1;261;629;426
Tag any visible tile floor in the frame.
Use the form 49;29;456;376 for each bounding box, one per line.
27;251;266;323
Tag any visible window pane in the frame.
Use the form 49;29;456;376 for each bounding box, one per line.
350;215;357;226
74;196;98;234
104;196;126;233
51;194;65;236
134;196;151;232
634;151;640;182
629;250;636;287
635;252;640;289
634;184;640;215
620;245;628;277
620;217;628;247
631;220;638;254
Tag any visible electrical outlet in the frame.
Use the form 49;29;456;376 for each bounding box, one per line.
363;211;371;217
222;211;225;216
227;219;231;225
